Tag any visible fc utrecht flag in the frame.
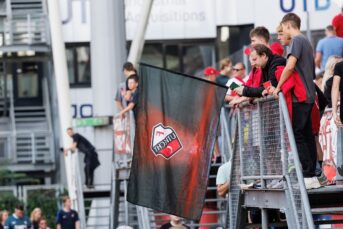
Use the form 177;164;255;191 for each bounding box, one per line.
127;64;227;220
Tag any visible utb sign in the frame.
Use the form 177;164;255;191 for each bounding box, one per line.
280;0;331;12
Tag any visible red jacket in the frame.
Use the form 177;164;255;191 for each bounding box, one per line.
245;67;263;88
274;66;307;120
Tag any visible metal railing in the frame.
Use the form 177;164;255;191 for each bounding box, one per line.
226;93;314;229
4;13;49;46
15;130;54;163
0;130;54;164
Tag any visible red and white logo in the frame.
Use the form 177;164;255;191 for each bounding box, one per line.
151;123;182;159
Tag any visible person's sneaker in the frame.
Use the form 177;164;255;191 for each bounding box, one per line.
267;179;280;189
239;182;254;189
271;180;284;189
317;172;328;186
304;177;321;189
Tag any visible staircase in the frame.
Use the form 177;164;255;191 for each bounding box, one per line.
83;186;112;229
2;0;49;48
226;94;343;228
112;167;141;228
13;106;52;163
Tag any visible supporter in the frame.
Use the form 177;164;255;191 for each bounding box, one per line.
56;196;80;229
232;62;247;82
119;74;139;121
203;67;220;82
30;208;42;229
64;128;100;189
216;57;233;86
315;25;343;71
323;56;343;106
229;26;284;105
160;215;189;229
274;13;320;189
276;24;292;48
0;210;8;229
216;161;231;197
248;26;284;56
115;62;137;111
5;204;32;229
234;44;286;98
332;7;343;38
38;218;50;229
225;63;246;103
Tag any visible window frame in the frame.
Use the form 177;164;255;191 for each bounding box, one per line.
65;42;91;88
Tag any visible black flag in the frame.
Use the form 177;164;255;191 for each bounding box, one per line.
127;64;227;220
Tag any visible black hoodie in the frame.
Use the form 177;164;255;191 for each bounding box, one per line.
243;54;286;98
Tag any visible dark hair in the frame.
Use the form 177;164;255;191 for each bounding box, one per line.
66;127;73;131
326;25;334;32
122;62;135;71
15;204;24;211
281;13;301;29
127;74;139;83
251;44;273;58
250;26;270;42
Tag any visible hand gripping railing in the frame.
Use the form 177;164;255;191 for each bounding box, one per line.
226;93;314;229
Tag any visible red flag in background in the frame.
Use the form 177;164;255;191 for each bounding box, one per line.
127;64;227;220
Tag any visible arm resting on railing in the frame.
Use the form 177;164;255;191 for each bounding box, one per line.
63;142;77;156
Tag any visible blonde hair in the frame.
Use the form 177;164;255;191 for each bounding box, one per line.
276;24;283;33
322;55;343;90
0;210;9;223
30;208;42;222
219;57;232;70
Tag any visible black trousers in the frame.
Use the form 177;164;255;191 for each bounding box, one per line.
85;165;95;186
292;102;317;177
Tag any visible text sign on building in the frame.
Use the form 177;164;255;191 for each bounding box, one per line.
74;116;111;127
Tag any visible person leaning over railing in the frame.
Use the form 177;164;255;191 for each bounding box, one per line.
272;13;322;189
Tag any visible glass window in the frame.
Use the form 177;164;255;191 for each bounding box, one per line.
76;47;91;83
66;48;75;84
66;43;91;87
182;45;214;77
17;69;38;98
141;44;163;68
165;45;180;72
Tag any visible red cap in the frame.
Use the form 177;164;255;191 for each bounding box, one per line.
203;67;220;75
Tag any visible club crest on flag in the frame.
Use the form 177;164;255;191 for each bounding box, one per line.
151;123;182;159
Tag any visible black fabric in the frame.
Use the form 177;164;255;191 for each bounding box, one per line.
72;133;100;178
85;165;94;186
243;54;286;98
243;86;264;98
127;64;227;220
130;90;139;120
56;209;79;229
216;74;229;86
72;133;95;153
334;61;343;121
262;54;286;87
160;223;189;229
32;220;39;229
315;84;328;117
292;102;317;177
324;77;333;108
